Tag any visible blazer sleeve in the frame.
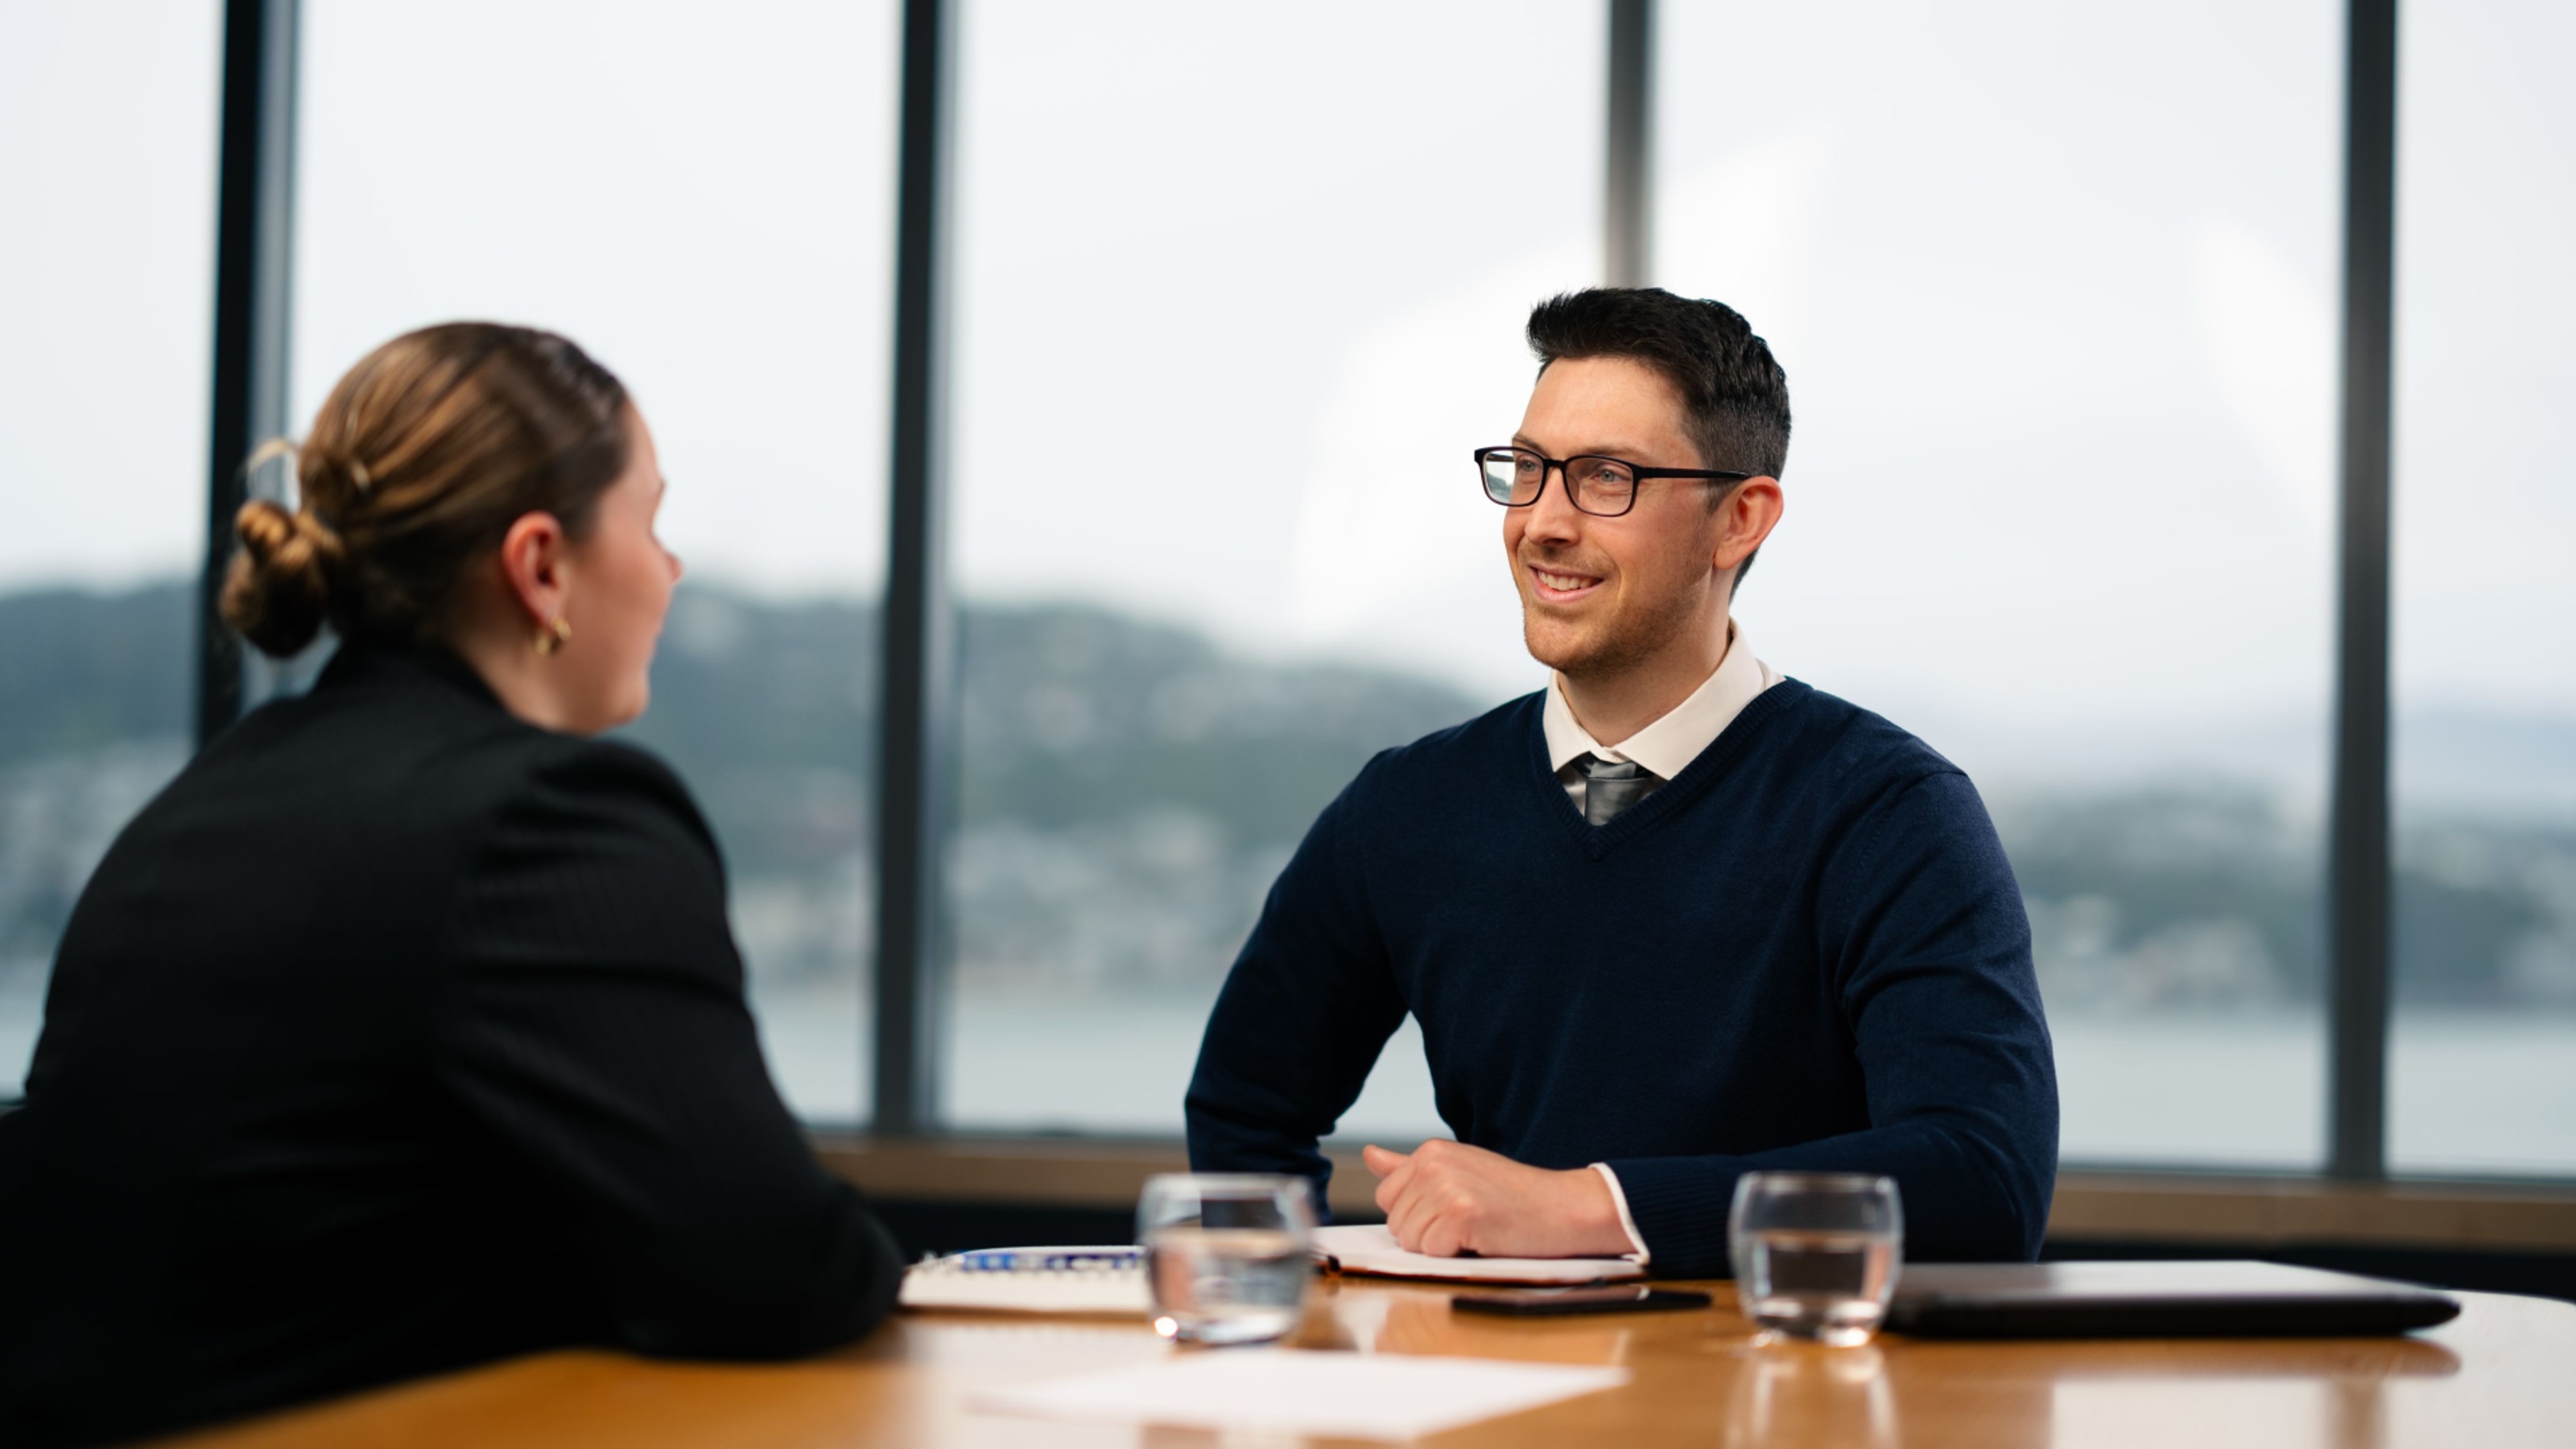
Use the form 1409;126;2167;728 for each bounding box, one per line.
1185;770;1411;1214
1603;770;2060;1274
433;739;903;1359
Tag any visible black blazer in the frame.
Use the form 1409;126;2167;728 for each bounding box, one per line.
0;644;903;1447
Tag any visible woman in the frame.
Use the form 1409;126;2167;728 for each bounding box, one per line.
0;324;904;1447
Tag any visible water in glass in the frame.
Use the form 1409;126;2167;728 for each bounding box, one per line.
1137;1174;1315;1345
1730;1172;1903;1347
1143;1226;1310;1344
1736;1227;1901;1345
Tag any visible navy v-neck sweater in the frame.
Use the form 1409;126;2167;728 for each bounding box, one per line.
1185;680;2058;1276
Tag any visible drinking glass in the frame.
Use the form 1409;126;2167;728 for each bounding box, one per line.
1137;1173;1316;1345
1729;1172;1904;1346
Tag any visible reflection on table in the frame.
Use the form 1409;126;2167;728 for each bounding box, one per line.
163;1274;2557;1449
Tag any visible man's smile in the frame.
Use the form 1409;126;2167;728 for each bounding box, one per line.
1527;563;1605;602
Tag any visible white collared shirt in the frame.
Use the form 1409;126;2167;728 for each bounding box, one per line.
1538;620;1782;1264
1542;621;1784;807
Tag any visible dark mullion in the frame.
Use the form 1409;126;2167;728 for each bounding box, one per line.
2327;0;2399;1181
1605;0;1653;287
874;0;957;1136
198;0;299;747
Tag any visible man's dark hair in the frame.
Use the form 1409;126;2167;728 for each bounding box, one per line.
1526;287;1790;591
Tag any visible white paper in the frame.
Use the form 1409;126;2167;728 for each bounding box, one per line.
1312;1223;1646;1285
972;1349;1629;1440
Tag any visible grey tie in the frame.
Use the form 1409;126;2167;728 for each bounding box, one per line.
1578;753;1660;826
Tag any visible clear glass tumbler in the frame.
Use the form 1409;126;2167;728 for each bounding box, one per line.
1137;1173;1316;1345
1728;1172;1904;1346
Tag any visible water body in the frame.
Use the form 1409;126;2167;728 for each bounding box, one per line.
931;995;2576;1180
8;981;2570;1182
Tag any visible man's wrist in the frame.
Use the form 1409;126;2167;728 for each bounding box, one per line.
1587;1162;1652;1263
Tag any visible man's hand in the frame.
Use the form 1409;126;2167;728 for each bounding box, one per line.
1360;1140;1635;1259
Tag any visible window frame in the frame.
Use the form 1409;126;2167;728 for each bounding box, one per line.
185;0;2442;1187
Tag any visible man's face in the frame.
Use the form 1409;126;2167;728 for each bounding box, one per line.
1505;355;1731;679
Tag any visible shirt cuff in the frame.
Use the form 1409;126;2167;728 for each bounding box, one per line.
1589;1162;1651;1265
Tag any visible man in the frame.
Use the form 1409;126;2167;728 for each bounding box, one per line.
1184;287;2056;1277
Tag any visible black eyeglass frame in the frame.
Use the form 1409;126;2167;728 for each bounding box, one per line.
1472;446;1754;518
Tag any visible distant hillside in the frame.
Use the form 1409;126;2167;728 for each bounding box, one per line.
620;588;1485;878
2;581;2571;1007
952;601;1485;839
0;583;192;763
0;580;1488;841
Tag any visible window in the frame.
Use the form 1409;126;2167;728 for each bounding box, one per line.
295;0;902;1120
24;4;2567;1191
939;0;1604;1134
2388;0;2576;1176
1657;0;2345;1166
0;3;221;1094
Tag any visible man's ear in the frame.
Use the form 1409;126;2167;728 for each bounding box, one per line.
495;511;571;627
1713;477;1784;572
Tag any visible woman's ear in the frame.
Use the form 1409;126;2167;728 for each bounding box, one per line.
496;511;571;628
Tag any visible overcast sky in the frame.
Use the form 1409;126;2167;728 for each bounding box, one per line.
2;0;2567;749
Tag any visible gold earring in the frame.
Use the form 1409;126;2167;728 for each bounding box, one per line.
535;616;572;656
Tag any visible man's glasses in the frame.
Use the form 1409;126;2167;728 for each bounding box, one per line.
1473;447;1752;518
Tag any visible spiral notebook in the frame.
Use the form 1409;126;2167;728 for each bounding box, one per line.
898;1246;1154;1316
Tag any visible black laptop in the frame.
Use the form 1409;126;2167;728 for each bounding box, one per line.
1885;1261;2461;1338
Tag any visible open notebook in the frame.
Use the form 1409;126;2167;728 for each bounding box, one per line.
1311;1224;1646;1286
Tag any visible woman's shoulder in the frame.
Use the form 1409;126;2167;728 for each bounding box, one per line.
494;732;719;863
170;646;722;894
447;733;736;976
258;646;699;805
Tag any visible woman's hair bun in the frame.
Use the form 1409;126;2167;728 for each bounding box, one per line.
220;497;348;657
225;323;630;656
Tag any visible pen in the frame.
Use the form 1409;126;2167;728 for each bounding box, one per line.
941;1249;1141;1272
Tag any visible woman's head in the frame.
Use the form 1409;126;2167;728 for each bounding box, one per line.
221;322;682;733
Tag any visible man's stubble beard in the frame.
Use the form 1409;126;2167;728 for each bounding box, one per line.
1520;568;1703;684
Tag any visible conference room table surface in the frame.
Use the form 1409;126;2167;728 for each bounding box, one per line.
162;1275;2573;1448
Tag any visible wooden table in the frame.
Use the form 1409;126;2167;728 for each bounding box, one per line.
163;1278;2574;1447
